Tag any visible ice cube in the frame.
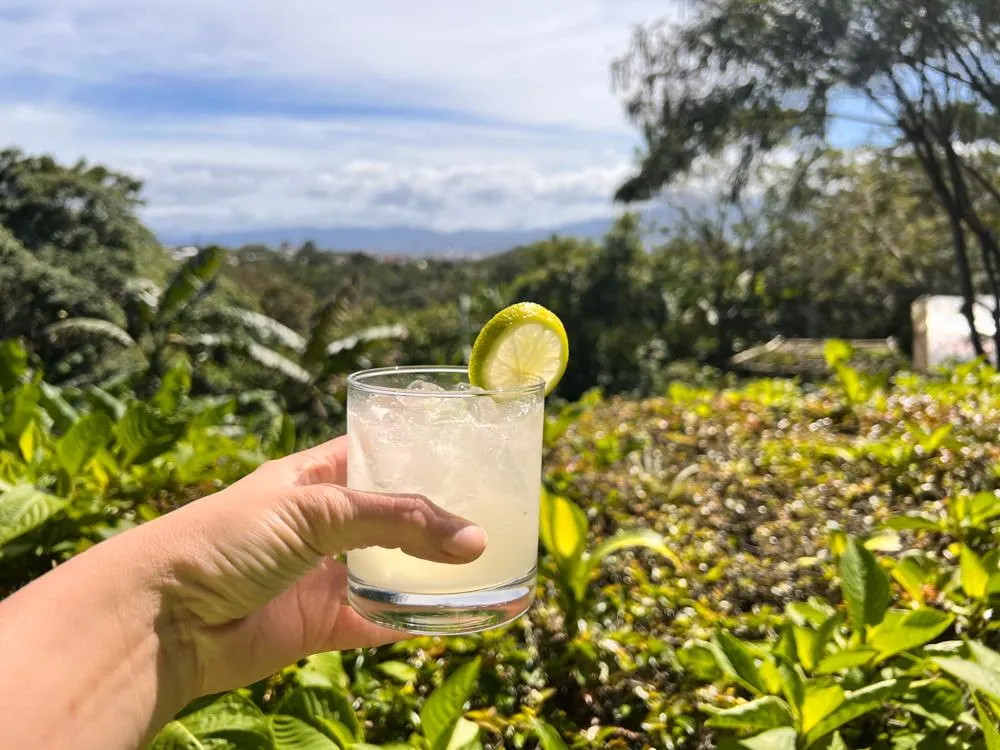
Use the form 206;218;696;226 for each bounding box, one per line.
407;379;445;392
471;395;500;422
452;382;485;393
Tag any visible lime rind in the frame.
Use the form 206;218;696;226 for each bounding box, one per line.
468;302;569;396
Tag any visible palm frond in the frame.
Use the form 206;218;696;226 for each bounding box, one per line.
221;307;306;353
43;318;137;349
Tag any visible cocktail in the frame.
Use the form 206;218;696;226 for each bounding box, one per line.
346;303;568;635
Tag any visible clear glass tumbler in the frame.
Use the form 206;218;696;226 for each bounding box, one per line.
345;366;545;635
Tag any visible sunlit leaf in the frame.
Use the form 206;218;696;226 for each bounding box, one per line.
704;696;794;731
0;483;67;547
420;658;480;747
839;536;890;638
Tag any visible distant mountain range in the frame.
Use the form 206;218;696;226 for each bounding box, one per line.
157;213;668;257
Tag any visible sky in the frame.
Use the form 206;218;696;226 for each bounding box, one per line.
0;0;694;236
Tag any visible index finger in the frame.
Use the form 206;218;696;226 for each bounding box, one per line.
285;435;349;486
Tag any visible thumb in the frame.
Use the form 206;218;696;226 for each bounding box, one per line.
284;483;488;563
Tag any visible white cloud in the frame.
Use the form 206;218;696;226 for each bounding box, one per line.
0;1;682;233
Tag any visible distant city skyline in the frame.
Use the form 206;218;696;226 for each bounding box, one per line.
1;1;879;238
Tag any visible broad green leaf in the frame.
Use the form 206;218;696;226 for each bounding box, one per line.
179;693;269;740
711;630;767;695
961;545;990;600
814;648;877;675
3;382;40;442
38;382;78;431
869;608;954;663
150;722;205;750
375;660;418;684
436;717;482;750
268;715;338;750
157;245;225;324
539;491;587;573
303;294;351;370
315;718;356;748
43;317;136;349
0;484;67;547
153;356;193;414
864;532;901;552
758;658;784;697
323;324;409;375
812;613;845;668
801;684;845;734
934;657;1000;702
114;402;186;466
974;695;1000;750
969;641;1000;673
903;679;965;725
804;679;908;747
792;626;817;671
57;411;113;476
300;652;349;692
885;515;941;532
704;696;794;731
578;528;681;595
275;671;361;741
532;719;568;750
222;306;306;353
777;662;804;711
839;536;890;638
786;599;835;628
966;492;1000;528
736;727;798;750
678;639;723;682
420;658;481;747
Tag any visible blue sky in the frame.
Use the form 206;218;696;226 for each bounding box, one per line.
0;0;876;236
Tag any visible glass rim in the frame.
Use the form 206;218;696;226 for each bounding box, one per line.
346;366;545;398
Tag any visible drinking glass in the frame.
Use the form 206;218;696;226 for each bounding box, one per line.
345;366;545;635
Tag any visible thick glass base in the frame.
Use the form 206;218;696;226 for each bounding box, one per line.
347;568;536;635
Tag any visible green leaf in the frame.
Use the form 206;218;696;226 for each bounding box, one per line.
892;553;937;604
275;672;361;741
974;695;1000;750
966;492;1000;528
150;722;205;750
869;608;954;663
177;693;272;749
704;696;794;731
824;340;854;369
531;719;568;750
777;661;805;711
804;679;908;747
57;411;113;476
114;402;186;466
885;515;941;532
934;657;1000;702
969;641;1000;674
153;356;193;414
38;382;79;431
85;385;126;421
0;339;29;391
17;421;39;463
0;483;67;547
812;613;845;668
43;317;137;349
222;306;306;353
157;245;225;325
268;715;338;750
303;294;352;370
903;679;965;725
801;684;845;734
420;658;481;747
375;660;418;684
961;545;990;600
678;639;723;682
734;727;798;750
839;536;890;638
577;528;682;596
322;324;409;375
711;630;767;695
814;648;877;675
539;491;588;575
3;382;40;442
299;652;349;692
435;717;482;750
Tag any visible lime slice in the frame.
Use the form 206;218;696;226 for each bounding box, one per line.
469;302;568;395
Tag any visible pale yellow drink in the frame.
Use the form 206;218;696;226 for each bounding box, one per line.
345;367;544;634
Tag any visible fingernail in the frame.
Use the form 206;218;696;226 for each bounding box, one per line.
442;524;487;559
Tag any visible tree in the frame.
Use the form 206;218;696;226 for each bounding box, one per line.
614;0;1000;353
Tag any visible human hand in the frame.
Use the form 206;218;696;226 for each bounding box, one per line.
158;435;487;697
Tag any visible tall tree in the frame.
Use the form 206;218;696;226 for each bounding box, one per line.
614;0;1000;354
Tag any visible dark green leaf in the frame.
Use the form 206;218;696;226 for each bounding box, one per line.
153;356;193;414
420;658;481;747
869;608;954;663
0;339;29;391
974;695;1000;750
0;484;68;547
57;411;113;476
113;402;186;466
839;536;890;638
157;245;225;325
275;671;361;741
712;630;767;695
804;679;910;746
268;715;338;750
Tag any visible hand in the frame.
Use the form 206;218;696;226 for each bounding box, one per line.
160;435;487;696
0;436;486;750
